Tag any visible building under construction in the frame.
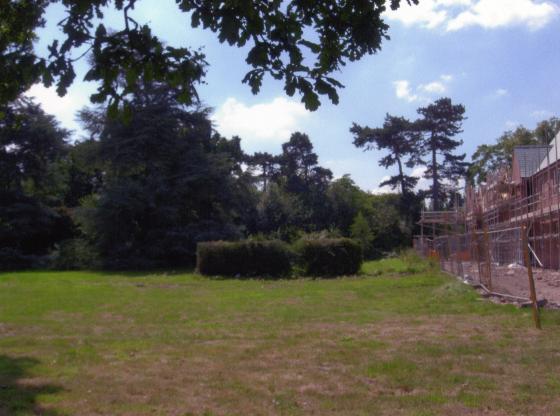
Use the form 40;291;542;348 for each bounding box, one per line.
414;132;560;306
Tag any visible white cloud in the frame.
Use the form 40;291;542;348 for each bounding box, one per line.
410;166;463;198
495;88;509;97
393;80;421;103
531;109;554;119
212;97;309;151
419;81;447;94
371;185;394;195
385;0;450;29
370;175;394;195
394;75;453;103
25;84;93;134
448;0;559;31
386;0;559;31
411;166;432;191
370;166;433;194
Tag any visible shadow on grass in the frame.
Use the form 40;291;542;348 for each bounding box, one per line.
93;268;195;277
0;355;63;416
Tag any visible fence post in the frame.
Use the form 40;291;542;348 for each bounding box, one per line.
471;228;481;285
447;234;452;274
420;222;424;256
456;233;463;278
522;224;542;330
483;224;493;291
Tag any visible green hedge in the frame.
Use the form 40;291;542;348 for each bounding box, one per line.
295;238;363;277
196;240;292;278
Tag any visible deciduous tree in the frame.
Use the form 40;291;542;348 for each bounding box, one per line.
1;0;418;111
468;117;560;185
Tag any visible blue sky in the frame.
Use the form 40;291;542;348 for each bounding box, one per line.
28;0;560;192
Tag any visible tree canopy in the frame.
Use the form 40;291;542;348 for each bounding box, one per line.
351;114;420;195
0;98;74;268
1;0;418;111
350;98;468;215
417;97;468;210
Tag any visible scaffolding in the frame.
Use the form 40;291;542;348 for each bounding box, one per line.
414;134;560;309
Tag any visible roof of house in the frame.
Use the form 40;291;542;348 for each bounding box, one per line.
539;131;560;170
513;145;550;178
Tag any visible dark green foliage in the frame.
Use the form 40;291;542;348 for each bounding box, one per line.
0;100;74;269
246;152;279;192
0;85;422;271
351;114;420;195
279;132;333;230
0;1;50;105
196;240;292;278
0;98;69;194
0;192;74;270
62;139;104;207
0;0;416;111
72;83;256;269
295;238;362;277
326;175;368;235
350;212;374;256
251;132;334;237
256;183;307;238
368;194;411;257
50;238;99;270
0;247;40;271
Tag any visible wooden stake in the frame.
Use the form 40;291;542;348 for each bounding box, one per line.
420;221;424;256
471;228;482;285
483;224;493;291
522;224;542;330
447;234;452;274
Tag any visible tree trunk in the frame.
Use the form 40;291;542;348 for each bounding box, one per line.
397;157;405;195
431;137;439;210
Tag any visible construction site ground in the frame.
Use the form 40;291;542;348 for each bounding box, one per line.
442;261;560;308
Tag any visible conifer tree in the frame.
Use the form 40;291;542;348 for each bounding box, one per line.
416;98;468;210
247;152;279;192
351;114;420;195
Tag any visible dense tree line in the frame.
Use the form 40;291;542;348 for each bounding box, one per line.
1;85;418;270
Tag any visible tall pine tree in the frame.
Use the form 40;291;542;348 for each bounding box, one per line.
247;152;279;192
351;114;420;195
417;98;468;210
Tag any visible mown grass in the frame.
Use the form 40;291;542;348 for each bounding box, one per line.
1;257;559;415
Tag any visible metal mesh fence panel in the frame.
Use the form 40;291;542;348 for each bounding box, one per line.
415;227;560;304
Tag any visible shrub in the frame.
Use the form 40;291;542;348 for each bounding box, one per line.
396;249;436;274
196;240;292;278
295;238;363;277
50;238;99;270
0;248;47;271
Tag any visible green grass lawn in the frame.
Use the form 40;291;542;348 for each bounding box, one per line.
1;258;560;415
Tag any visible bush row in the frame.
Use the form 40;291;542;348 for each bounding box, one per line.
294;238;362;276
196;240;292;277
196;238;362;278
